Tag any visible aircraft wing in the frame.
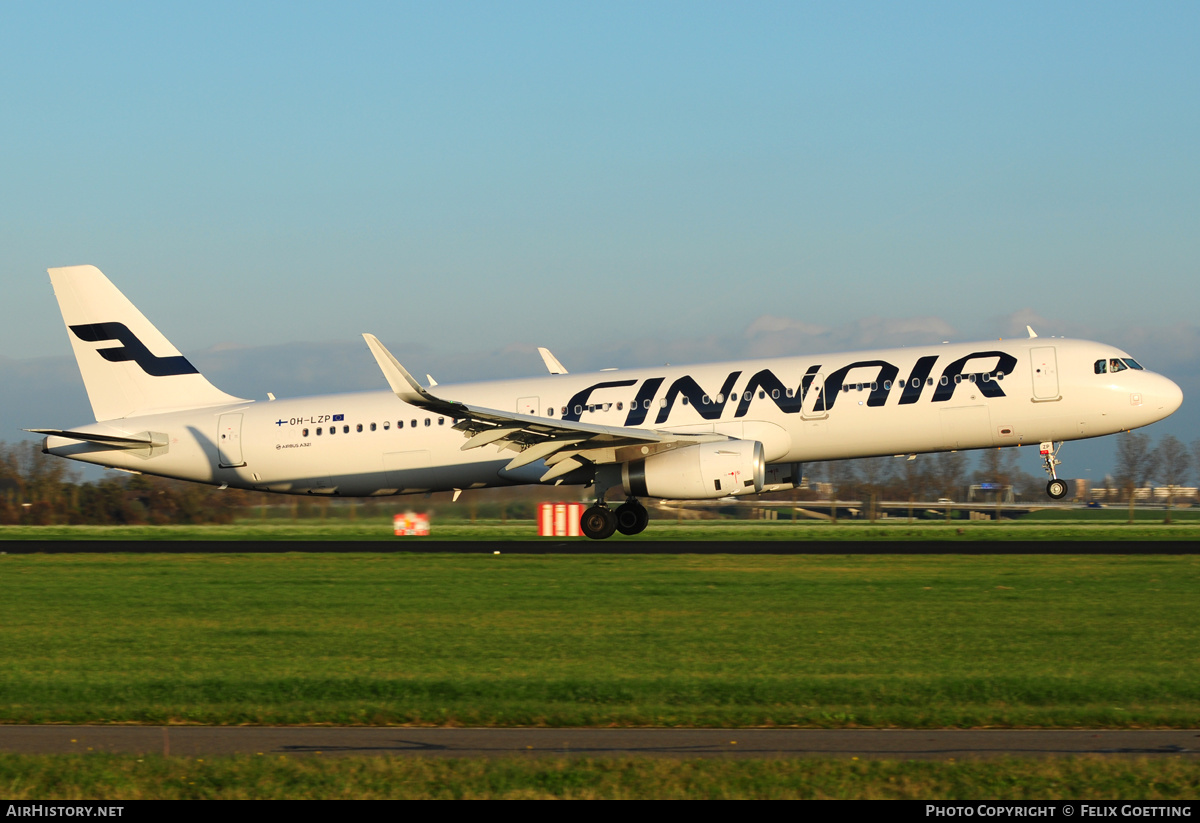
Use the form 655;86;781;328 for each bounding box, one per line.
362;334;730;482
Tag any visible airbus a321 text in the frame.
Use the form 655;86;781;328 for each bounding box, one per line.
32;265;1183;539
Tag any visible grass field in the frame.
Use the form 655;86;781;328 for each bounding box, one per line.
3;516;1200;541
1;552;1197;728
2;754;1197;799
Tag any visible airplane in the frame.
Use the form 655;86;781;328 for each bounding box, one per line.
31;265;1184;539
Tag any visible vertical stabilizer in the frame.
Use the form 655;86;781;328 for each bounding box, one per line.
48;265;247;421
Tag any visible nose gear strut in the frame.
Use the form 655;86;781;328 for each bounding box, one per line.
1040;441;1069;500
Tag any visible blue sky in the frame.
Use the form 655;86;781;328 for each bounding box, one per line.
2;2;1197;481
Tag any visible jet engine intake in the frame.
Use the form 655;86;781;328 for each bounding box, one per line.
621;440;765;500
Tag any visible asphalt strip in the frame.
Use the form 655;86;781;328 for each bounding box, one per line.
0;540;1197;554
1;727;1197;759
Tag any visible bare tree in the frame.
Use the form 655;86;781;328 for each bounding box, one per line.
1154;435;1192;520
1114;431;1158;522
931;451;968;500
1193;438;1200;491
1156;435;1192;488
823;459;859;500
1114;432;1158;501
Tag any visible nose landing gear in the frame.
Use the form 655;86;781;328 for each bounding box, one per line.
1040;441;1069;500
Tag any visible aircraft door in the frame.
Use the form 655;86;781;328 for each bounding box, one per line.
517;396;541;416
801;373;828;419
1030;347;1060;400
217;413;246;468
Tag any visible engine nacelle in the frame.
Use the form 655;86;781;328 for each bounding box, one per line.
757;462;803;494
621;440;765;500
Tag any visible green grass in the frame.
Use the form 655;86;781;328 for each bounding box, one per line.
0;754;1197;799
1;553;1198;727
1021;507;1200;522
3;518;1200;540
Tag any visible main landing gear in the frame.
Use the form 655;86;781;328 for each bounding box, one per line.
1040;441;1069;500
581;497;648;540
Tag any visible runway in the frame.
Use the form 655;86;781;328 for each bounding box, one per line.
1;727;1197;759
2;540;1198;554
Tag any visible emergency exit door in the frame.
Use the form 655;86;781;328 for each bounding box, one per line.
218;413;246;468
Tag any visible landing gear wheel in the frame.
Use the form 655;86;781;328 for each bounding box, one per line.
1047;479;1068;500
615;500;649;536
581;505;617;540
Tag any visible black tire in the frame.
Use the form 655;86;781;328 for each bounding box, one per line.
615;501;649;535
1047;479;1068;500
580;505;617;540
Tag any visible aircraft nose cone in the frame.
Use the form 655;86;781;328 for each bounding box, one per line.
1153;374;1184;417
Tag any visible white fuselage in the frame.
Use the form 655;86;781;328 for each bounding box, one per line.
45;336;1183;498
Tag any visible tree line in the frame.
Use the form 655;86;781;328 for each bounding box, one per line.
1;433;1197;525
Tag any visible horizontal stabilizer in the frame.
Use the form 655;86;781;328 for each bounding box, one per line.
26;428;166;447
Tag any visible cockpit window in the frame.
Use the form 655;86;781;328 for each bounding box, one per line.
1095;359;1107;374
1123;358;1144;370
1109;358;1128;373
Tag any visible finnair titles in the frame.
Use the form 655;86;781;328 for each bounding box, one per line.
32;266;1183;539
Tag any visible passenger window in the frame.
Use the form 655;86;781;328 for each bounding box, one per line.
785;388;793;398
383;422;390;430
370;423;376;431
716;394;725;404
617;402;623;411
343;425;349;433
758;391;765;399
574;405;582;415
771;389;779;399
659;398;667;407
562;407;569;416
411;419;417;428
357;424;363;433
912;378;920;388
954;374;962;384
871;382;878;391
968;374;976;383
317;427;322;435
547;408;555;417
303;428;309;437
926;378;933;386
438;417;444;425
1095;360;1107;374
644;399;652;409
702;396;710;405
424;418;431;427
940;376;948;386
397;421;403;429
883;381;891;390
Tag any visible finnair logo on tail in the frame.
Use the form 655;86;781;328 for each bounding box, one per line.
70;322;199;377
